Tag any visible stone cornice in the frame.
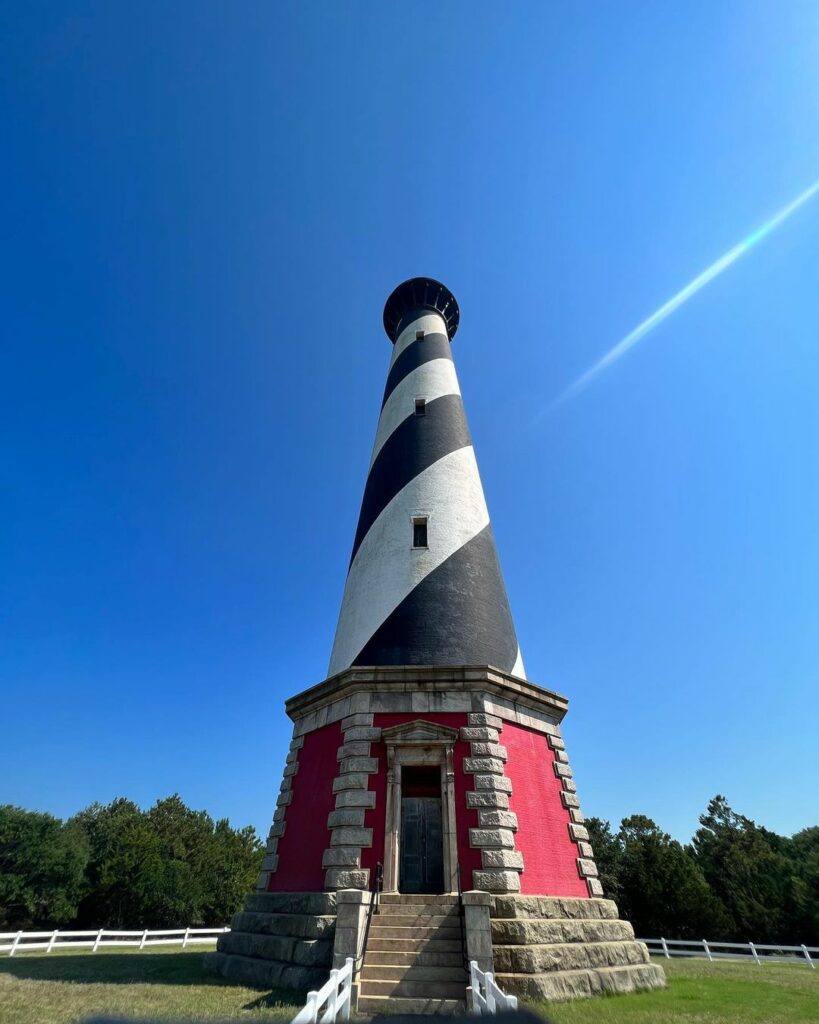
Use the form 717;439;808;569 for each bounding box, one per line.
285;665;569;725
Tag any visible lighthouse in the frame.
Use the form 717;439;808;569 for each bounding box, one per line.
207;279;665;1009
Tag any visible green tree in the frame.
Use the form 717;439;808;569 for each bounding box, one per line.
616;814;730;939
0;805;89;928
692;795;794;943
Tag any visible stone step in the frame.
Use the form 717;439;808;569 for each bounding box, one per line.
218;930;331;968
490;895;618;921
360;963;467;982
203;950;326;991
366;937;463;954
374;903;459;918
359;977;467;999
497;962;666;1001
370;914;461;930
380;894;459;906
367;924;461;941
364;949;464;967
230;910;335;940
491;916;635;946
356;995;465;1015
494;939;650;975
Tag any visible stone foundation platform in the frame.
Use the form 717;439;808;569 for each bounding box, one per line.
490;895;665;1001
204;892;336;991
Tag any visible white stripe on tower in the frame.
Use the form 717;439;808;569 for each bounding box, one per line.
329;445;490;675
328;279;525;678
369;358;460;468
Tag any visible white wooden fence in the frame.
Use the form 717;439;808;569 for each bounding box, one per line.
469;959;518;1014
640;937;817;969
0;927;229;956
291;957;353;1024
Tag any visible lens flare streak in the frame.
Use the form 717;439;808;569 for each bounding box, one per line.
550;179;819;409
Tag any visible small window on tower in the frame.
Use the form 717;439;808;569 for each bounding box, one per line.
412;517;428;549
415;398;426;416
416;329;425;340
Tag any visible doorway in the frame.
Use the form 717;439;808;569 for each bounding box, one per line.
399;765;444;894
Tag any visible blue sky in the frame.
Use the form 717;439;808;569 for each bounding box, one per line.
3;2;818;843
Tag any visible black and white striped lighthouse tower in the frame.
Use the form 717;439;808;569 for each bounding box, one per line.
329;278;525;679
209;278;665;1008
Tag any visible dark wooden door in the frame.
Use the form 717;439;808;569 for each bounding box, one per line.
400;796;444;893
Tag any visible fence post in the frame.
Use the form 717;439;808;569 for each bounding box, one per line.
327;967;339;1021
341;958;353;1021
749;942;761;965
702;939;713;962
93;928;105;952
9;932;23;957
304;990;319;1023
182;927;190;949
801;945;815;969
139;929;149;950
485;971;496;1013
660;937;670;959
47;930;59;953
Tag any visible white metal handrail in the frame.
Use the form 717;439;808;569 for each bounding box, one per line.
0;927;229;956
291;957;353;1024
469;959;518;1014
639;937;817;969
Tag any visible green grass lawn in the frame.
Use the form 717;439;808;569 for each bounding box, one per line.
1;950;817;1024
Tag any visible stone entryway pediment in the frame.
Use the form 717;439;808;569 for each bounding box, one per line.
381;720;459;746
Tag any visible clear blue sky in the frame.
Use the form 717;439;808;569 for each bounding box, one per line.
3;3;818;844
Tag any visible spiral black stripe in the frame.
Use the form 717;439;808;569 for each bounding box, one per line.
381;333;452;409
349;393;472;566
350;524;519;670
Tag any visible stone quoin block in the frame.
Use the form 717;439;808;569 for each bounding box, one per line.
321;847;361;868
466;790;510;809
469;828;516;849
546;733;565;750
470;742;508;760
474;869;522;892
475;773;513;793
569;822;590;842
330;826;373;848
561;791;580;809
341;713;374;731
554;761;573;779
276;790;293;807
460;726;500;742
332;773;371;793
577;841;595;860
336;741;372;759
334;789;376;809
324;868;369;890
463;756;506;775
339;756;379;775
467;713;503;729
562;777;578;793
477;810;518;830
482;848;525;869
577;858;599;878
341;726;381;742
327;808;366;829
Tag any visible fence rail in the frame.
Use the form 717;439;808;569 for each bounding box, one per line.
291;957;353;1024
469;959;518;1014
0;927;229;956
639;937;817;969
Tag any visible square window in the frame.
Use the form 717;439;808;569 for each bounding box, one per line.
416;329;425;340
415;398;426;416
412;517;428;548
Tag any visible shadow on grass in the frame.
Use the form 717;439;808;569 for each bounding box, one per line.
0;952;225;987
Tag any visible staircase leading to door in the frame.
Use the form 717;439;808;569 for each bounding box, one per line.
357;894;468;1014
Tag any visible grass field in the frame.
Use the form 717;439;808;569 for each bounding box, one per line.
1;949;817;1024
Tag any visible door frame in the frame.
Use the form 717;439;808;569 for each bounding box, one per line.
381;720;459;894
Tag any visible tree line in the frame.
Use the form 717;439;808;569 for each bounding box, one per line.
2;792;816;943
0;795;263;930
588;795;819;944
